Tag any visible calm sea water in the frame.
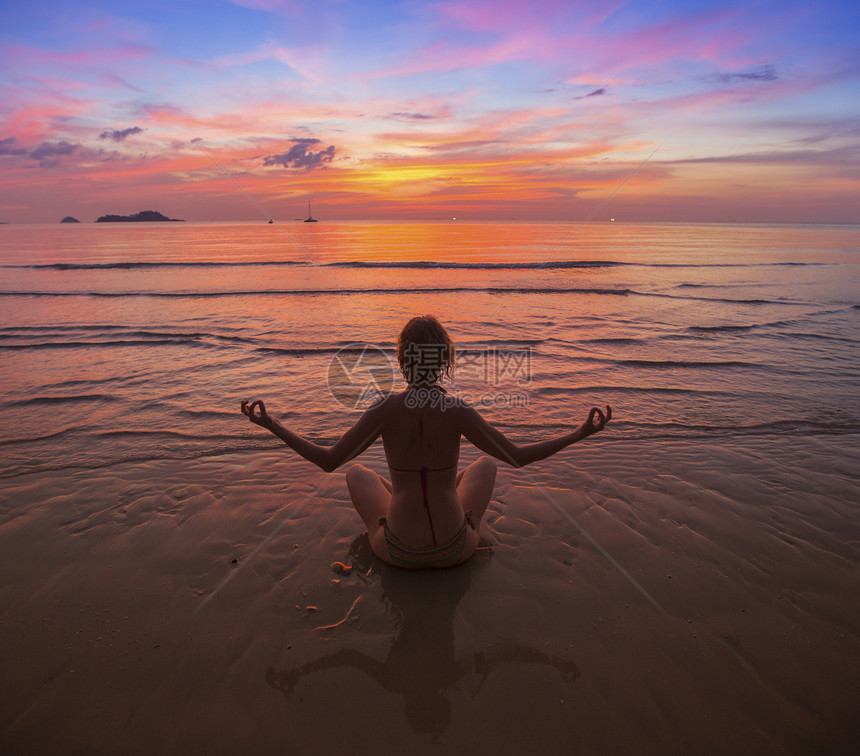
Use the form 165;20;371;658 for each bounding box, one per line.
0;221;858;479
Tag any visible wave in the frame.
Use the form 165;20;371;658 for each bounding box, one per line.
1;336;546;356
177;408;237;420
256;342;548;357
0;286;635;298
547;353;772;370
0;328;255;345
8;394;118;406
254;345;393;356
4;419;857;480
1;259;837;271
458;339;546;347
2;327;845;357
93;429;252;442
640;291;807;305
0;440;278;480
577;337;644;345
0;338;234;351
493;417;860;439
0;324;136;332
640;420;860;436
330;259;836;270
687;323;859;344
0;323;246;334
620;418;860;440
0;260;306;270
615;358;756;369
533;385;736;397
0;427;81;447
688;324;762;333
326;260;626;270
786;331;860;345
0;287;813;306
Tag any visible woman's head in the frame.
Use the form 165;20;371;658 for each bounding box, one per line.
396;315;454;386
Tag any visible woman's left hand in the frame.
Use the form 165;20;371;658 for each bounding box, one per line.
580;405;612;438
241;399;273;429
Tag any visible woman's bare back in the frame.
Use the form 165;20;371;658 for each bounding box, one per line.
380;390;469;548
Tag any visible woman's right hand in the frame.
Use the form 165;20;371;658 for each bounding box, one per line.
579;405;611;438
241;399;273;430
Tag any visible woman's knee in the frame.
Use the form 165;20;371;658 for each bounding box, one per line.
477;455;497;470
474;455;497;481
345;462;372;487
464;455;496;472
345;463;390;504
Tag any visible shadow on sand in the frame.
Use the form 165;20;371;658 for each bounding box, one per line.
266;533;579;738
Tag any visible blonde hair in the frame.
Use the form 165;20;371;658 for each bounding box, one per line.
396;315;455;386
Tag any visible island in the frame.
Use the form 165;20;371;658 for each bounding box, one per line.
95;210;183;223
61;216;81;223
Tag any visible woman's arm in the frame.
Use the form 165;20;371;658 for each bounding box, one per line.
460;404;611;467
241;399;385;472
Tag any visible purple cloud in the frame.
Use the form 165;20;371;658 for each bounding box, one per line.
29;141;79;167
99;126;144;142
573;88;606;100
0;137;28;156
388;112;437;120
716;65;778;84
264;139;336;170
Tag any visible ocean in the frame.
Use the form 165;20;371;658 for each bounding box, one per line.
0;220;858;479
2;220;859;753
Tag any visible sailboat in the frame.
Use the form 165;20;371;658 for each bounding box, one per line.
304;200;318;223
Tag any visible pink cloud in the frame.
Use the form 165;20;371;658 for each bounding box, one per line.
102;73;146;93
210;44;319;82
361;31;548;81
429;0;620;35
603;9;745;70
381;2;767;87
3;42;154;70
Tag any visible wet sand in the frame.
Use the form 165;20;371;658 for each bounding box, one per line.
1;435;858;754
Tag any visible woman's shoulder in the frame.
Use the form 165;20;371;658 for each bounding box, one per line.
368;391;403;412
374;386;476;416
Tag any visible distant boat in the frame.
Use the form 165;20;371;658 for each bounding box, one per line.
304;200;318;223
268;219;273;224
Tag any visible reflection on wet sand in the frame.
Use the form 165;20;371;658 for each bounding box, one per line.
266;534;579;738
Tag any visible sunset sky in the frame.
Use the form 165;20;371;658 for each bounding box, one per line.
1;0;858;223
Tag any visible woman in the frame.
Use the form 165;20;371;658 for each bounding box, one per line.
241;315;611;569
